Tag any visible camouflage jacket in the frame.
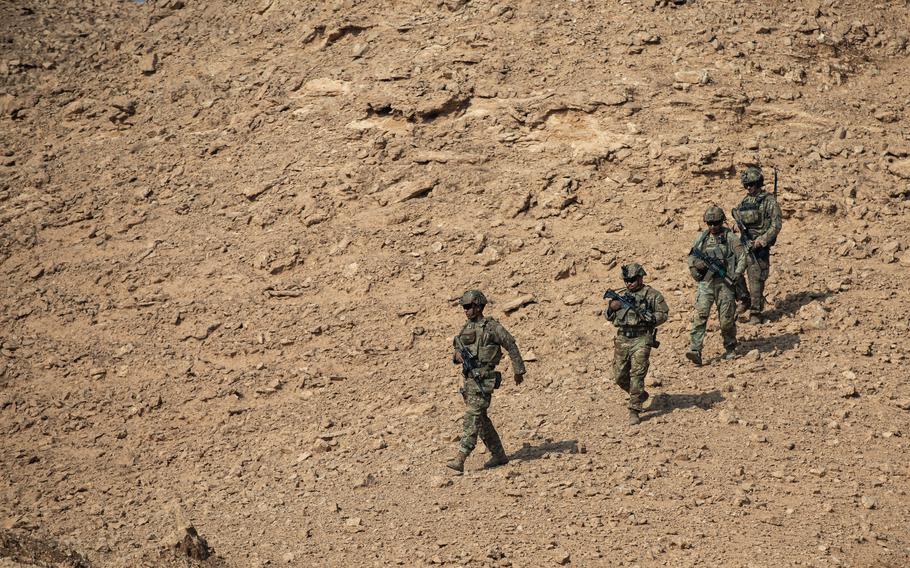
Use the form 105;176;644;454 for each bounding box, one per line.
733;191;782;247
454;316;526;375
604;285;669;331
687;228;747;284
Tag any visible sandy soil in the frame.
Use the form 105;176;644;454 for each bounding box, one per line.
2;1;910;566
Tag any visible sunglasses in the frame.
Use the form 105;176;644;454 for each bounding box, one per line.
461;303;475;309
706;220;722;226
623;277;638;283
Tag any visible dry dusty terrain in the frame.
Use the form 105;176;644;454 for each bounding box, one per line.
2;0;910;566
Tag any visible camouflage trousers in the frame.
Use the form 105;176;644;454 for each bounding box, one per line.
735;248;771;313
458;375;504;456
612;333;652;412
689;279;737;352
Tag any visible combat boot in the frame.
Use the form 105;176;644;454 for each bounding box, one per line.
483;449;509;469
722;348;737;361
748;312;762;324
685;350;702;366
446;450;468;473
628;409;641;426
736;301;751;316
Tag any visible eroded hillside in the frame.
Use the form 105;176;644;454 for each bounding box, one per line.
2;1;910;566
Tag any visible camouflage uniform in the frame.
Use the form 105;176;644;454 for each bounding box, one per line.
604;265;669;414
687;225;747;357
453;313;525;458
733;168;783;319
604;262;670;425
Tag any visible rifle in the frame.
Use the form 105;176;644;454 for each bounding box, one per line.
689;247;736;287
731;210;758;263
453;336;487;393
603;290;660;348
773;167;778;197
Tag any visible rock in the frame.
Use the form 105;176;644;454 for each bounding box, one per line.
500;189;532;218
554;261;575;280
353;474;376;489
0;94;20;118
895;399;910;411
853;340;873;356
524;349;538;362
243;178;282;200
888;159;910;180
192;322;221;340
384;178;437;204
838;383;858;398
343;263;359;277
480;247;502;267
257;0;274;15
718;410;737;424
875;109;900;123
168;508;211;561
674;69;711;85
430;475;452;488
109;96;136;123
303;78;352;97
411;151;483;165
502;294;535;313
139;52;158;75
562;294;584;306
255;379;283;395
860;495;877;510
312;438;332;453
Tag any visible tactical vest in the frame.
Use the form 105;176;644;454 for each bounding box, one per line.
457;318;502;369
614;288;654;331
695;230;737;278
737;193;776;246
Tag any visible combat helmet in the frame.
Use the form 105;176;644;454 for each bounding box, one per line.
460;289;488;307
740;166;764;187
621;263;647;280
703;206;726;224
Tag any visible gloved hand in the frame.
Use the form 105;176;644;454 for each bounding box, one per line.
689;267;705;281
609;299;622;312
514;372;525;385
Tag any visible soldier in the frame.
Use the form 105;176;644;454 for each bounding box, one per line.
685;207;747;365
604;263;669;426
447;290;526;473
732;166;783;324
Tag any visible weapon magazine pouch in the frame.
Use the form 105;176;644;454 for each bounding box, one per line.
492;371;503;390
459;331;476;344
739;207;760;225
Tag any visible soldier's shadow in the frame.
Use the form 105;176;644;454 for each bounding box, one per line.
642;389;724;422
763;290;834;322
739;332;800;354
509;439;579;462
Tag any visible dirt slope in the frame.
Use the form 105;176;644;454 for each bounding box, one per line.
2;0;910;566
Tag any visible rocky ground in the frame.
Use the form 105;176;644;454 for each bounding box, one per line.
2;0;910;566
